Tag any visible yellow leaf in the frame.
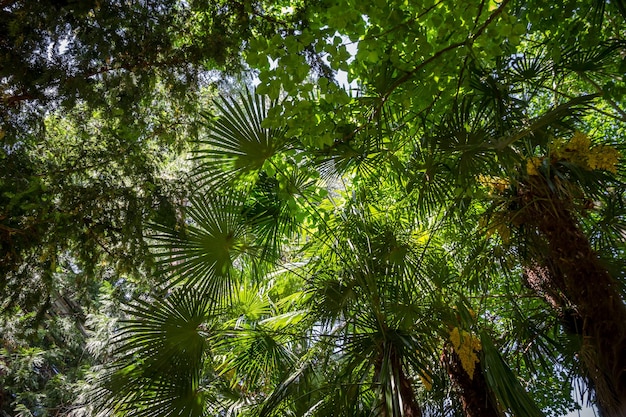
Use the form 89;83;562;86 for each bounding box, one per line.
419;372;433;391
449;328;482;379
588;145;621;173
526;157;543;176
449;327;461;350
477;175;509;194
568;131;592;152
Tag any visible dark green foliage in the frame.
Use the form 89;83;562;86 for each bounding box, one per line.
3;0;626;415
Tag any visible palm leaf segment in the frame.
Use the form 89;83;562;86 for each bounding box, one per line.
99;289;213;417
212;282;302;397
258;198;442;417
105;90;311;416
194;89;288;187
184;88;305;267
151;191;253;303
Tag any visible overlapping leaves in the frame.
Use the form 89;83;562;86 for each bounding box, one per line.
194;89;289;187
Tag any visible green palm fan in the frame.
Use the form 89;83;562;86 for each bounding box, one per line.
258;196;440;417
194;89;289;188
96;288;213;417
242;169;312;261
213;282;299;394
150;191;254;304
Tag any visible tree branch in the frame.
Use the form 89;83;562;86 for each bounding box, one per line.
578;72;626;122
383;0;511;103
491;93;602;150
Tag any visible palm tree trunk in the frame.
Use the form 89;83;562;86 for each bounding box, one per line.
520;178;626;416
523;262;583;336
442;347;500;417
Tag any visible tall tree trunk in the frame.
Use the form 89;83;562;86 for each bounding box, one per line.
523;261;583;336
519;177;626;417
442;347;500;417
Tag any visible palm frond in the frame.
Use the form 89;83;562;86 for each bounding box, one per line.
242;170;311;261
151;191;252;302
560;41;623;73
194;89;288;188
259;359;316;417
96;288;213;417
509;51;553;84
313;123;390;181
116;289;211;362
104;377;212;417
480;330;546;417
213;327;296;392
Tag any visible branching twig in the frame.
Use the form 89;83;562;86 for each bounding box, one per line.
578;72;626;122
491;93;601;150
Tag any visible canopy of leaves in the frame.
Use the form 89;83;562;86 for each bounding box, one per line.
2;0;626;416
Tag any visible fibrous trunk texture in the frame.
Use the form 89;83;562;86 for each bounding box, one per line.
442;347;500;417
520;178;626;417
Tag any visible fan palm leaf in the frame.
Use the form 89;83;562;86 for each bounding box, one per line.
97;288;213;417
194;89;288;188
151;191;253;303
479;331;545;417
